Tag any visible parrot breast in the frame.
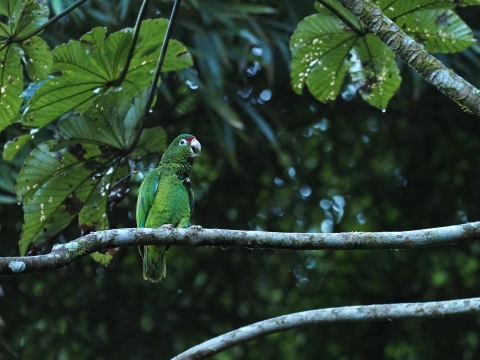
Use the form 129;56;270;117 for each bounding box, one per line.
145;173;191;228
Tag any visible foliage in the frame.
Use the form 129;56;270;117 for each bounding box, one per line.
23;19;192;129
290;0;477;109
0;0;192;258
0;0;480;359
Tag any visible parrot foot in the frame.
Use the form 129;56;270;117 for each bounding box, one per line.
161;224;173;230
188;225;203;231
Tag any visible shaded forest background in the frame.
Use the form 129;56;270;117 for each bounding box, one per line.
1;0;480;359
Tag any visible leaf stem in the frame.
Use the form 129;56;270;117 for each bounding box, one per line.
13;0;89;43
113;0;151;86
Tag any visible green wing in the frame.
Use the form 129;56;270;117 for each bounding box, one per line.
136;168;162;228
183;177;195;213
136;167;167;282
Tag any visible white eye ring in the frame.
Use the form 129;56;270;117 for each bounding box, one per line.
179;139;188;146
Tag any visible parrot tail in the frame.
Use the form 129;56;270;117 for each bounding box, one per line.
142;245;166;282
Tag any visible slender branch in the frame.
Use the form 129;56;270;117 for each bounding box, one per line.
145;0;182;113
127;0;183;152
335;0;480;116
13;0;89;43
112;0;150;86
172;296;480;360
1;221;480;275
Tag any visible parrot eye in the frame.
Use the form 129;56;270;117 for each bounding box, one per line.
179;139;188;146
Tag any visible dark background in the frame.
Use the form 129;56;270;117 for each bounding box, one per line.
1;0;480;359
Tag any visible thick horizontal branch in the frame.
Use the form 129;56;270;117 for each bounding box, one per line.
1;221;480;275
336;0;480;116
172;296;480;360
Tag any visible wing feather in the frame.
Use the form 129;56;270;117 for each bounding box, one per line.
183;177;195;213
136;168;162;228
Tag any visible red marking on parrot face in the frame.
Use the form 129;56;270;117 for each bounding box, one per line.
185;136;195;142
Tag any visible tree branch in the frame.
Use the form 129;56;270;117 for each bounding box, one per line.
1;221;480;275
336;0;480;116
172;296;480;360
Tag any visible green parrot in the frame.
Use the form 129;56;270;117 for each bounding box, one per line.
136;134;201;282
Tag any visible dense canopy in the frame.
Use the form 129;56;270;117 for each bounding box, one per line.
1;0;480;359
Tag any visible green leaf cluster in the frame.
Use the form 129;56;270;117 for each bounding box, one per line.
23;19;192;129
290;0;478;110
0;3;193;259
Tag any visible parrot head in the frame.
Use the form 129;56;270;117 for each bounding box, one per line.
161;134;201;164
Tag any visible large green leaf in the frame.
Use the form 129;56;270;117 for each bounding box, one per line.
0;0;29;36
131;19;193;71
0;0;48;38
0;0;51;131
23;19;193;129
378;0;455;18
58;90;151;151
378;0;476;53
15;36;54;81
378;0;480;18
58;92;134;149
0;46;23;132
349;35;401;110
3;132;35;161
397;9;475;53
17;140;110;255
290;11;357;103
10;0;49;37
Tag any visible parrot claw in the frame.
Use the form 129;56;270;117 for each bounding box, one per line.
188;225;203;231
161;224;173;230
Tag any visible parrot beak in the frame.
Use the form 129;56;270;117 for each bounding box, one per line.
190;138;201;158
